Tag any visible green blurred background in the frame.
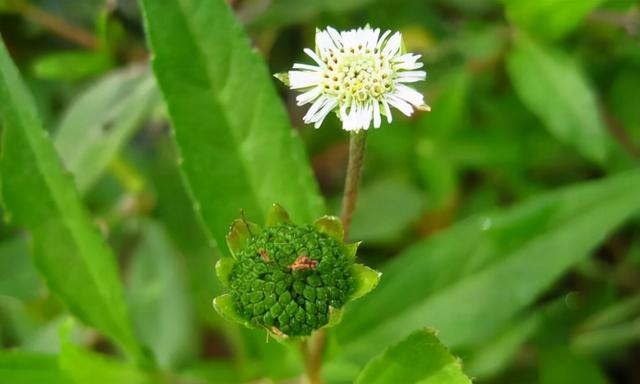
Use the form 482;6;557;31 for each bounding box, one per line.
1;0;640;383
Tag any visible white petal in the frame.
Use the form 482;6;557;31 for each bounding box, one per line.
382;32;401;57
381;99;392;123
396;70;427;83
394;54;423;70
326;27;343;48
316;30;336;53
303;97;329;122
373;100;381;128
296;86;322;106
395;84;424;107
342;101;358;131
386;94;413;117
377;30;391;49
289;70;321;89
293;63;321;71
362;103;373;130
304;48;324;66
312;98;338;128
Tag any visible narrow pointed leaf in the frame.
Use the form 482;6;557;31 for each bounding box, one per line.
0;39;143;361
338;170;640;363
265;203;291;227
313;216;344;242
54;66;160;193
140;0;324;255
506;34;608;164
350;264;381;301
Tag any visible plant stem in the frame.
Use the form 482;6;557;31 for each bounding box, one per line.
301;130;368;383
8;0;99;50
300;340;321;384
340;130;368;239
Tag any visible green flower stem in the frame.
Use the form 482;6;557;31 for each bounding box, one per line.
300;340;321;384
303;130;368;384
340;130;368;240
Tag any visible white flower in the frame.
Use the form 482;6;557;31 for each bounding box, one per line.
279;26;430;131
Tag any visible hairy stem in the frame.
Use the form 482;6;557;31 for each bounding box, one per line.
340;130;368;239
301;130;368;383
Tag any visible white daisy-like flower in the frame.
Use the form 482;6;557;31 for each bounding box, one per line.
277;26;430;131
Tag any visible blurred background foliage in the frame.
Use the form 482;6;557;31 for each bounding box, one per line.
1;0;640;383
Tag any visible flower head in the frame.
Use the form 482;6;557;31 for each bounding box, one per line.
276;26;430;131
213;204;380;340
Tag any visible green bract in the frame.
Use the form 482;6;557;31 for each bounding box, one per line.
213;204;380;339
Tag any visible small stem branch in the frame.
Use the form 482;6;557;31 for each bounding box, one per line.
340;131;367;239
8;0;99;49
303;131;368;383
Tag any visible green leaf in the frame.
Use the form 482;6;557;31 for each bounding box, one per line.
250;0;376;28
0;39;142;361
337;170;640;363
0;350;72;384
54;66;159;193
355;329;471;384
350;264;381;301
540;348;608;384
0;237;42;301
140;0;324;253
502;0;606;40
31;51;113;81
313;215;344;242
350;180;423;243
466;312;542;379
127;220;195;369
506;34;609;164
59;320;155;384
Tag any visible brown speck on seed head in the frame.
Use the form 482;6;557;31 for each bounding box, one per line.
259;249;269;262
270;326;288;338
289;255;319;271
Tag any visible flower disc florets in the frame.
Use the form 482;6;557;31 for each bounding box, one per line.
278;26;430;131
228;223;353;336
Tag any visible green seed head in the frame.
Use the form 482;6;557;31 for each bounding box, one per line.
213;204;380;340
229;223;354;336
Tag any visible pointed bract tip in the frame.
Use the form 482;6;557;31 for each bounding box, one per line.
226;218;260;258
324;306;344;329
266;203;291;227
343;241;362;259
313;215;344;242
417;103;431;112
213;294;251;328
215;257;235;287
273;72;290;87
349;264;381;301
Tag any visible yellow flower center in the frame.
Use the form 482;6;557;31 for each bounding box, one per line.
320;47;394;106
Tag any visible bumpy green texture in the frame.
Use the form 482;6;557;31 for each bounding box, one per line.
229;223;354;336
